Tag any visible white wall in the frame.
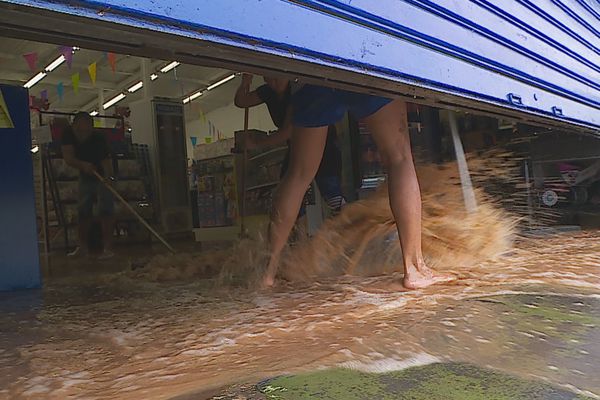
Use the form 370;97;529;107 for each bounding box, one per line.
184;100;276;159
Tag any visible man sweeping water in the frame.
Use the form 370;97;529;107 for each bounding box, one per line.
61;112;116;260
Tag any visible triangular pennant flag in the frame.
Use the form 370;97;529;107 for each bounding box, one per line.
23;52;38;72
190;136;198;146
107;52;117;73
40;89;48;101
0;89;15;129
60;46;73;69
57;82;64;102
71;72;80;94
88;62;97;86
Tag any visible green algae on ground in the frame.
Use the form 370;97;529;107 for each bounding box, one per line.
258;363;592;400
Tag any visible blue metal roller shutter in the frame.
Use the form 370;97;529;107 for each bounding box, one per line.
0;0;598;132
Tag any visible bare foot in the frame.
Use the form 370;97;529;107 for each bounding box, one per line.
261;274;275;289
403;270;456;290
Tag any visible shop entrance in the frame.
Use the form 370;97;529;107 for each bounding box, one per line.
1;34;599;290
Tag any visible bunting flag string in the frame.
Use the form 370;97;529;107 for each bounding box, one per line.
57;82;64;102
88;62;97;86
72;73;80;94
23;52;38;72
107;52;117;73
59;46;74;69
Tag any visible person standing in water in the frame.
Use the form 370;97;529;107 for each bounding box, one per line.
61;112;115;260
234;74;346;214
262;84;455;289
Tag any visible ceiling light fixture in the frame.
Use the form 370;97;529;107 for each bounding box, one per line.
206;74;236;91
183;90;204;104
160;61;180;73
150;73;159;81
103;93;126;110
30;145;40;154
181;73;236;104
23;72;47;89
90;111;99;116
127;81;144;93
45;55;66;72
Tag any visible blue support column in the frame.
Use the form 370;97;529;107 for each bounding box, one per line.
0;84;41;291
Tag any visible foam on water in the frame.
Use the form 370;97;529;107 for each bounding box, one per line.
1;151;599;399
339;352;442;374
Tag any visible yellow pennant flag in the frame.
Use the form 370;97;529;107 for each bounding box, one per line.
88;62;97;86
72;72;80;94
0;89;15;129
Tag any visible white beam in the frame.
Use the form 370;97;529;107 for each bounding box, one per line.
447;110;478;213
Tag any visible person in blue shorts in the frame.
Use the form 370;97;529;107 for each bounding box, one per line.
235;75;346;218
262;84;455;289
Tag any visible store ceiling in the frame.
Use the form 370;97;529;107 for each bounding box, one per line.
0;37;240;115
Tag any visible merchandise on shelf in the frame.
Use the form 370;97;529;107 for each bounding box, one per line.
194;138;235;160
193;148;239;228
117;159;143;178
114;180;146;200
359;122;385;179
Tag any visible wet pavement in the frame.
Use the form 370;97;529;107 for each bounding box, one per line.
0;232;598;399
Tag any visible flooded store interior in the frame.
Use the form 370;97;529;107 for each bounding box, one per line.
0;34;599;400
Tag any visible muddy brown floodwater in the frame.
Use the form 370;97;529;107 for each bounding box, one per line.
0;155;598;399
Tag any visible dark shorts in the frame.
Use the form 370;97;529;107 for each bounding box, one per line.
292;85;393;127
78;177;114;219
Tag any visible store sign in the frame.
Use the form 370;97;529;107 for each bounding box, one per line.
0;89;15;129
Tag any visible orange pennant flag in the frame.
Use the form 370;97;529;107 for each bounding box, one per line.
107;52;117;73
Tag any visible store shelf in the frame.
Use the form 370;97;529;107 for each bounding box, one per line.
246;181;279;191
193;225;241;242
533;156;600;164
197;153;235;162
248;146;287;161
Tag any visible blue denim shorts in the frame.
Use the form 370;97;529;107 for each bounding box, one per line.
78;177;114;219
292;85;392;127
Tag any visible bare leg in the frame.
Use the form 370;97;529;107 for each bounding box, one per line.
364;100;455;289
263;126;328;287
